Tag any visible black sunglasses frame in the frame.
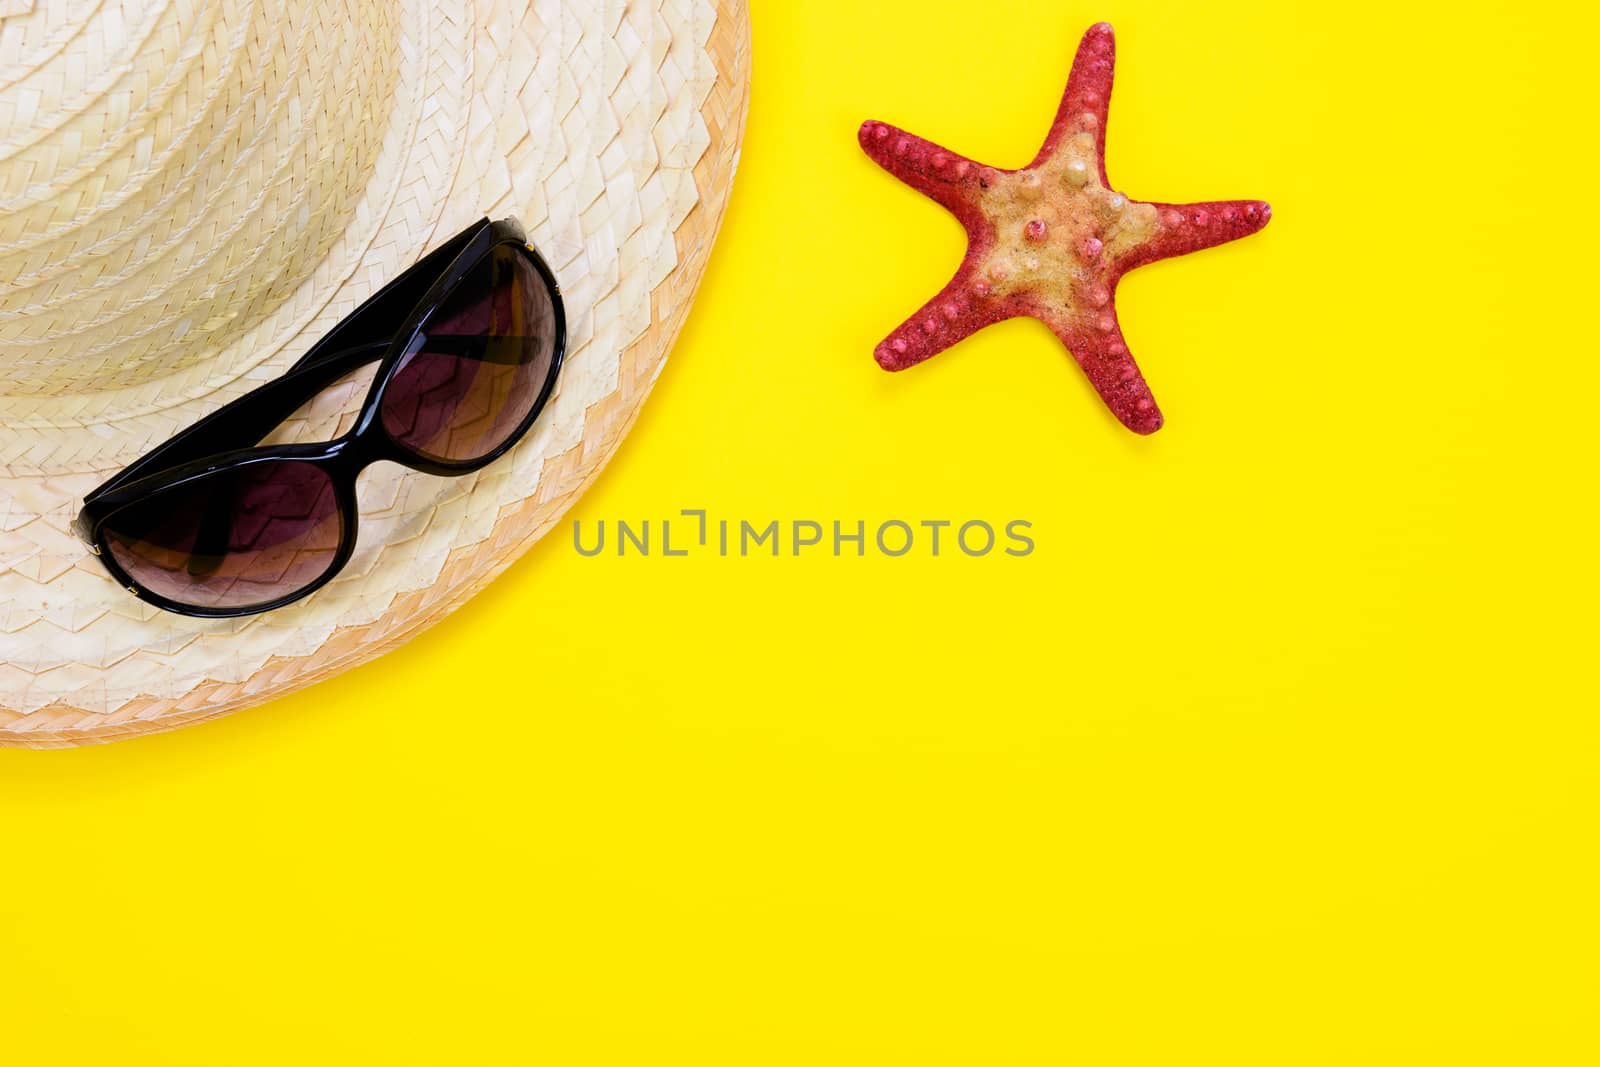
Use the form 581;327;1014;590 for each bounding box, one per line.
74;216;567;619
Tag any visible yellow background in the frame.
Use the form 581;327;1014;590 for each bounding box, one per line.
2;1;1596;1062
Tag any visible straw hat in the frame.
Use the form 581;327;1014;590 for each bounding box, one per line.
0;0;750;747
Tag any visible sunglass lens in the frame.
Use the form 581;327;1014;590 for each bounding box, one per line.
100;461;344;612
380;243;559;465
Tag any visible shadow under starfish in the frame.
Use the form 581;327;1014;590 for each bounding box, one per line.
859;21;1271;435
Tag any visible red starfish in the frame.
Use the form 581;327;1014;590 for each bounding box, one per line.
859;22;1271;434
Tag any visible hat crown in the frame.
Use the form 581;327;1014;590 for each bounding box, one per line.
0;0;399;399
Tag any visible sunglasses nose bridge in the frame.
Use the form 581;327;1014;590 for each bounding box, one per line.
322;433;385;481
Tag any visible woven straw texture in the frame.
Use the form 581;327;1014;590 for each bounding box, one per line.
0;0;751;747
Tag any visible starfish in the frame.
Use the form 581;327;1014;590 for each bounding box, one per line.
858;22;1271;434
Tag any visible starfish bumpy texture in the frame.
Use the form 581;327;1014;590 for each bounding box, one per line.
859;22;1270;434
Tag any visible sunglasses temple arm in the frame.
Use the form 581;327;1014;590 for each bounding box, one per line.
90;341;392;499
185;481;240;579
287;220;489;375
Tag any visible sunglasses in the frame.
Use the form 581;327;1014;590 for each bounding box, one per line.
74;217;566;618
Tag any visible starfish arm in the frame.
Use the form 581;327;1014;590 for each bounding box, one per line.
875;267;1007;372
858;121;995;220
1121;199;1273;270
1033;22;1116;175
1043;308;1164;435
